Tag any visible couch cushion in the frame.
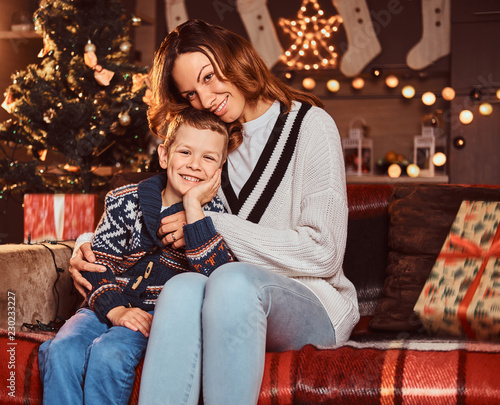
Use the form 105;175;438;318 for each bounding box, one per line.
370;184;500;332
344;185;393;316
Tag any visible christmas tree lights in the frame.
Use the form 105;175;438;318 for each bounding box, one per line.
278;0;342;71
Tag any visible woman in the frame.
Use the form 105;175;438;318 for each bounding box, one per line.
70;19;359;405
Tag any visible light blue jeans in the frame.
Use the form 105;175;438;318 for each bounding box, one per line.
138;262;336;405
38;307;150;405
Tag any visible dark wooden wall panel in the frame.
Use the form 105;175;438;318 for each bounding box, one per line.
449;2;500;185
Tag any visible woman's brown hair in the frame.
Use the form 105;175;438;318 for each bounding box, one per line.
148;19;323;151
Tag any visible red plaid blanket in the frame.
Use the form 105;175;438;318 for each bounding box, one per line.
2;329;500;404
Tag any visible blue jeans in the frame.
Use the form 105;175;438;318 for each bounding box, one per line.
138;262;336;405
38;307;149;405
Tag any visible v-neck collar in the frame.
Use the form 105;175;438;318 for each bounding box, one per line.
221;102;287;215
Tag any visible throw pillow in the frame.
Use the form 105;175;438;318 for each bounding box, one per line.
369;184;500;332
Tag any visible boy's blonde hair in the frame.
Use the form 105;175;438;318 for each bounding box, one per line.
163;108;229;163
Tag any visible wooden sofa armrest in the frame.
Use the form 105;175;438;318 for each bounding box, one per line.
0;242;82;332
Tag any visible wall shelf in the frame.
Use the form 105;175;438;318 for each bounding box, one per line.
0;30;41;39
347;174;449;184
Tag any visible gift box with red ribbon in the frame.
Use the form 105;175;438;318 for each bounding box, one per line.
24;194;98;243
414;200;500;341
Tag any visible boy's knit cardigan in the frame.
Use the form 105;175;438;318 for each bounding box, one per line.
82;173;233;323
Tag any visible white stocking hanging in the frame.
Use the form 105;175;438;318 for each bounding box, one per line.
236;0;283;68
406;0;450;70
165;0;188;32
332;0;381;77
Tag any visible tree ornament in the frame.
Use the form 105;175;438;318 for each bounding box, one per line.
84;50;115;86
131;15;142;27
84;40;96;53
1;93;16;114
119;111;131;126
279;0;342;71
43;108;56;123
120;41;132;53
38;36;52;58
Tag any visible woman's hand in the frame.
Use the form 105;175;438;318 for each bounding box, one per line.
106;306;153;337
69;242;106;297
158;211;187;248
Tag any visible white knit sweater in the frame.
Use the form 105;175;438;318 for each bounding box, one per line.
206;102;359;344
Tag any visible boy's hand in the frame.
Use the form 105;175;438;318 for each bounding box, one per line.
183;169;221;224
107;306;153;337
184;168;222;207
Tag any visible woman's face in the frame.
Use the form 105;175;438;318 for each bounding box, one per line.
172;52;247;123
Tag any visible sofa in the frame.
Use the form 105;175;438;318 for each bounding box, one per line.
1;181;500;404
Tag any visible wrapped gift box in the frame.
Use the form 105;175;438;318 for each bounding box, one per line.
414;200;500;341
24;194;98;243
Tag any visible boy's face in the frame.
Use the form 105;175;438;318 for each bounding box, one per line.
158;123;226;203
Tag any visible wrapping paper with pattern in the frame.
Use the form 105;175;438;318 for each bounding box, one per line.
414;200;500;341
23;194;98;243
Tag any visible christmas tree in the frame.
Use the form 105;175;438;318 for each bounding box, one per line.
0;0;151;198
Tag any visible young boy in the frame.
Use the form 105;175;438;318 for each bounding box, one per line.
38;108;233;405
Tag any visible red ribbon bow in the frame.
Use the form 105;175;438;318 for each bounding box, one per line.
441;231;500;338
84;51;114;86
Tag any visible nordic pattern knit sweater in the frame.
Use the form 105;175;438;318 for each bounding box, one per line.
83;173;233;323
207;102;359;344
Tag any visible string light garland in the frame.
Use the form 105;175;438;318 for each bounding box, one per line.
278;0;342;71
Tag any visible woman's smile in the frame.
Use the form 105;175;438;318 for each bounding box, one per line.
213;96;228;116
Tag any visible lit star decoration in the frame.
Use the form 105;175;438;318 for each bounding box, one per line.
278;0;342;70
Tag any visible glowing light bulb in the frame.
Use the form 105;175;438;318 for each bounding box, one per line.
441;87;455;101
479;102;493;116
402;85;415;99
422;92;436;106
406;164;420;178
388;164;402;178
453;136;466;149
302;77;316;90
459;109;473;124
352;77;365;90
327;79;340;93
497;89;500;99
433;152;447;166
385;75;399;88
